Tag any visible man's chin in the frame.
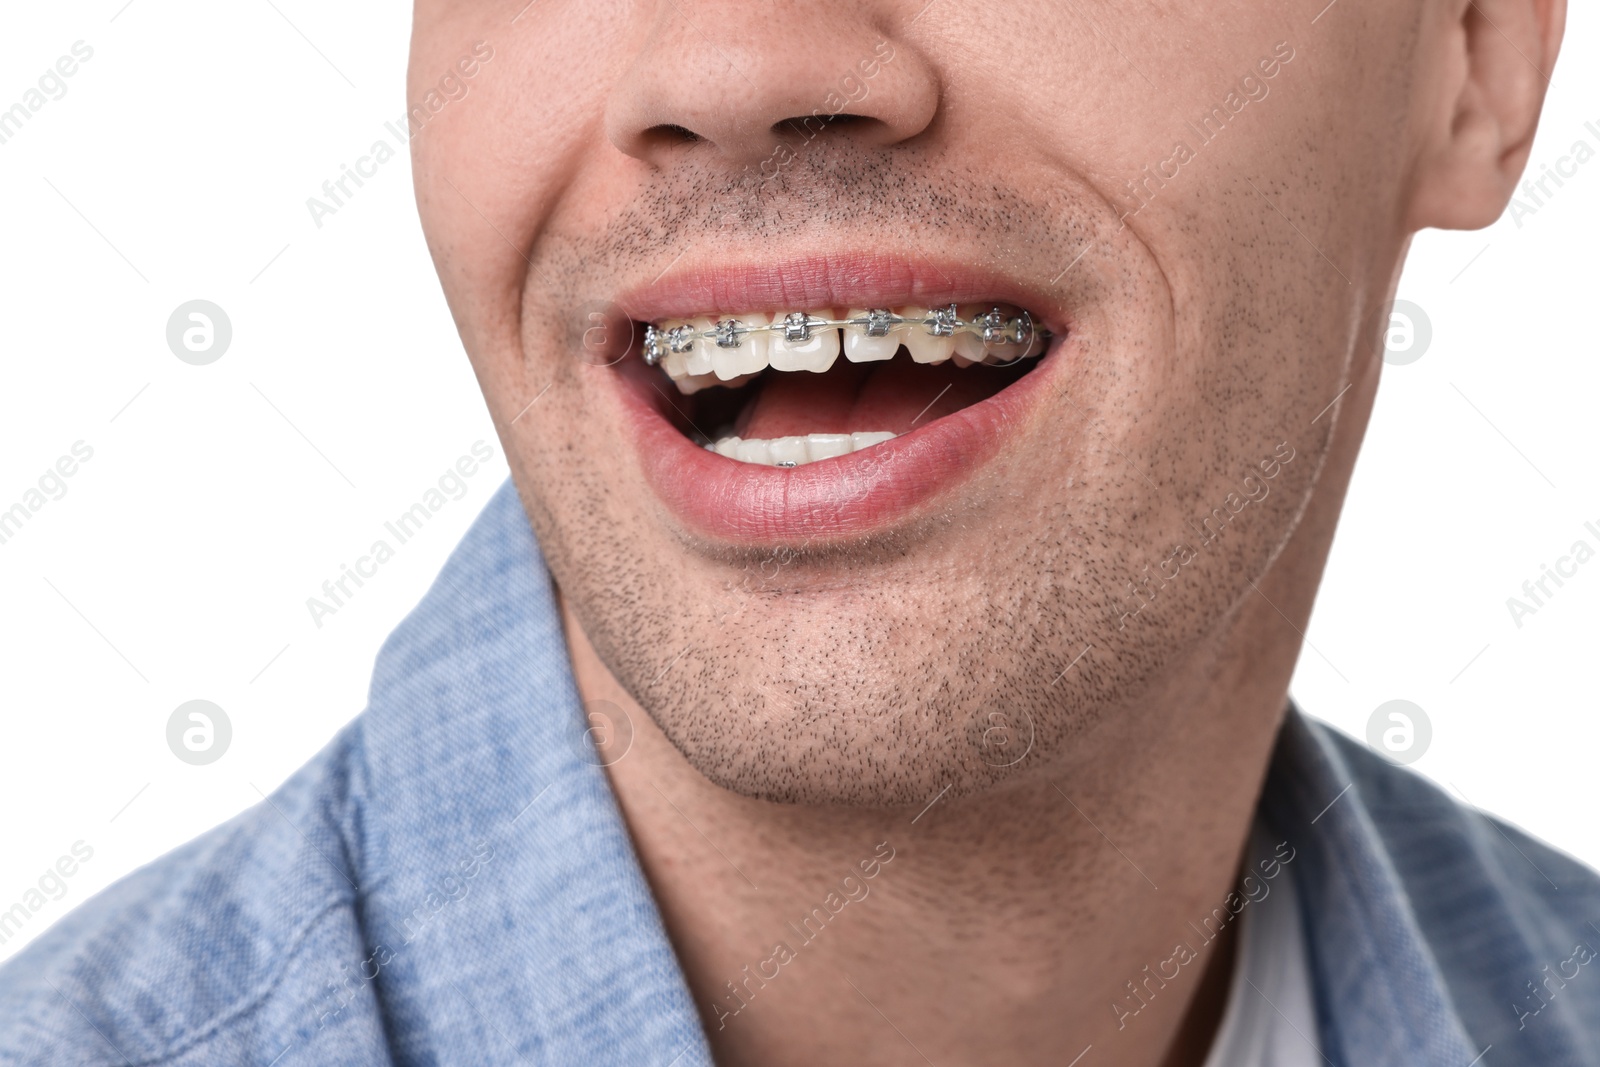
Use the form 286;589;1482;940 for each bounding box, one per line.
632;678;1079;808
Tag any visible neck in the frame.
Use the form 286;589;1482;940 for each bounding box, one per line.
559;345;1379;1066
564;592;1275;1066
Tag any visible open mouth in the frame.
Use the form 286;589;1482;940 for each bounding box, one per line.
639;304;1053;466
604;255;1069;542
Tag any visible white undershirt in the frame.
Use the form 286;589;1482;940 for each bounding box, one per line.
1200;827;1323;1067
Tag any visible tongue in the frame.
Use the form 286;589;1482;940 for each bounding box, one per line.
735;357;1003;439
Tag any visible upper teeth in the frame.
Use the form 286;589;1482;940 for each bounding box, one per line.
642;305;1050;393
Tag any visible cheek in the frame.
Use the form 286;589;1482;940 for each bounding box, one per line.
411;7;626;366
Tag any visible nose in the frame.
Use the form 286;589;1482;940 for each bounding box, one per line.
605;2;940;169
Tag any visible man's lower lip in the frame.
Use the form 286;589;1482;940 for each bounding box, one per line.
615;341;1062;543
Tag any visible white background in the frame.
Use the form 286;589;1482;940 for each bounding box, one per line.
1;2;1595;963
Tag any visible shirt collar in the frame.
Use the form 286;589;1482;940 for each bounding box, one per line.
1260;711;1481;1066
356;479;710;1065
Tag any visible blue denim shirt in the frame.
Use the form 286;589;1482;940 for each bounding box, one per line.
3;480;1597;1066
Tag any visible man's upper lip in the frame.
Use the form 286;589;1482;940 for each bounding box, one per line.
613;251;1068;331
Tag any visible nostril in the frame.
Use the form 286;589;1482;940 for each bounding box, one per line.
641;123;703;147
607;25;937;168
773;113;874;138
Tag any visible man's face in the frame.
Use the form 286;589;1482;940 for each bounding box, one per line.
409;0;1419;804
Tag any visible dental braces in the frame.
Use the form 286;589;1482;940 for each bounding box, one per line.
640;306;1049;366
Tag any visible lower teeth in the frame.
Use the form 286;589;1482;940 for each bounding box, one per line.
703;430;897;466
